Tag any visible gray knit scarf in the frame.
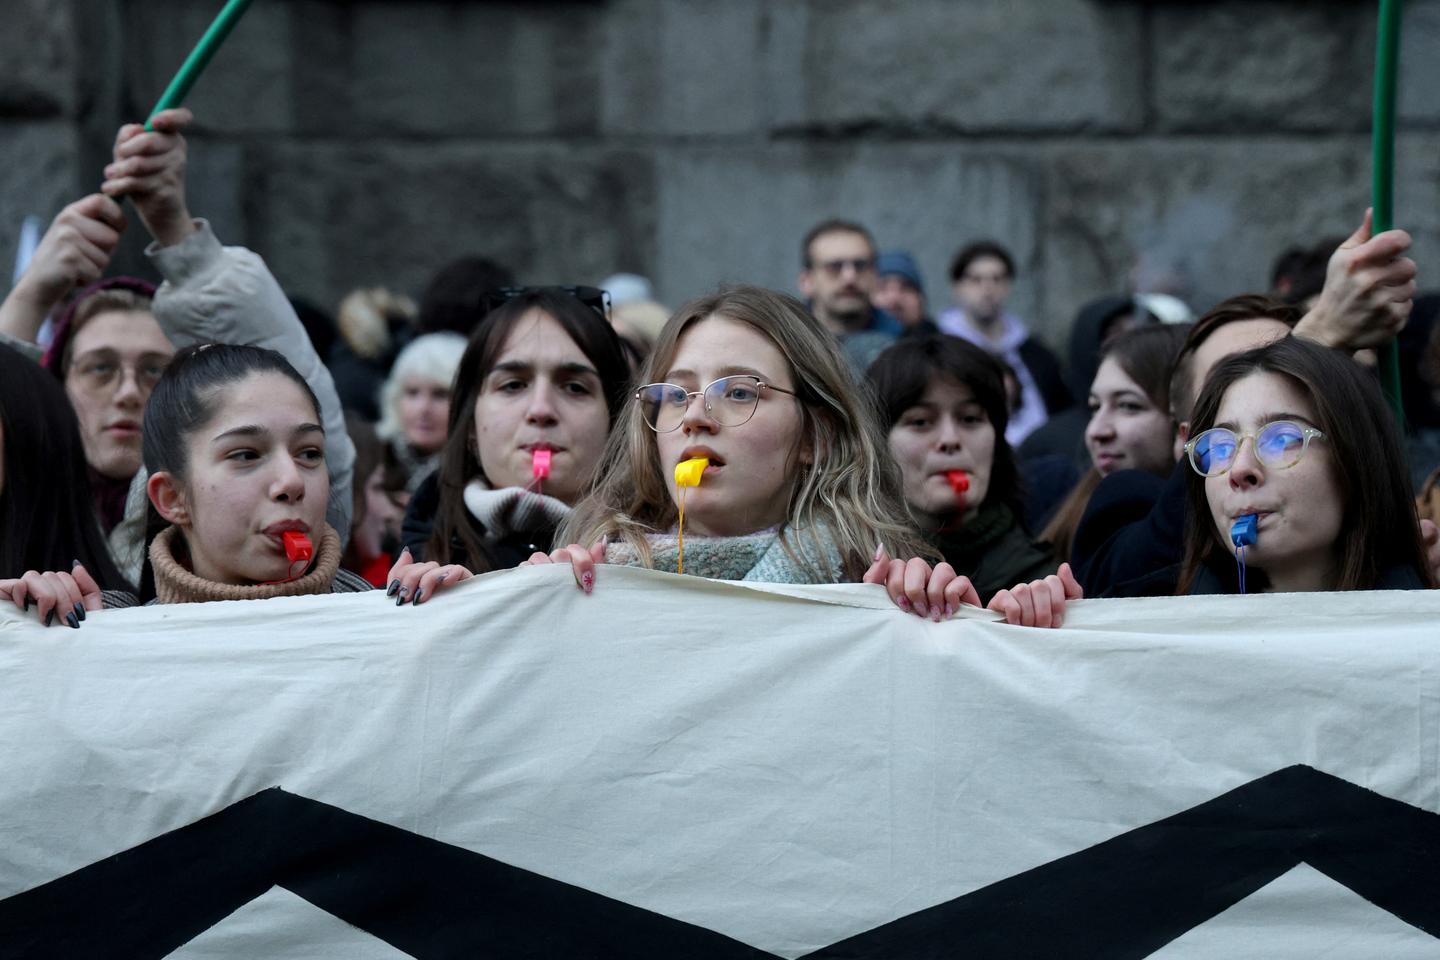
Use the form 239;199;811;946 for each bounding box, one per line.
604;525;848;584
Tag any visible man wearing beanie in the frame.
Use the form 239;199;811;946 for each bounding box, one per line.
874;250;932;331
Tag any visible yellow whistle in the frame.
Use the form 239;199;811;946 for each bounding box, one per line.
674;457;709;487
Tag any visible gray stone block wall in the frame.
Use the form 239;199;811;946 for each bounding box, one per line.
3;0;1439;350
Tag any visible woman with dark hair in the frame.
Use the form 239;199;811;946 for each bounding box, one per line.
1176;336;1433;594
3;343;377;621
391;288;632;596
1040;323;1190;560
0;344;131;624
868;334;1056;601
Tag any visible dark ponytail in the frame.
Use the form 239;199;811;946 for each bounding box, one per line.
137;344;322;600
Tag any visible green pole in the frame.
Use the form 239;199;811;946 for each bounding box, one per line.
144;0;256;131
1373;0;1405;423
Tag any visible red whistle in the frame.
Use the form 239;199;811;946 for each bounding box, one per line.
282;531;314;564
532;448;552;480
946;470;970;496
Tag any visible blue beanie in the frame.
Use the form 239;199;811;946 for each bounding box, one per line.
876;251;924;295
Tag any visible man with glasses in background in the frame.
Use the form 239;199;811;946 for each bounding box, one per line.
797;219;902;376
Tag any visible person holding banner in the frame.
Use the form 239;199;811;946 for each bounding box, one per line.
1175;335;1435;594
387;288;632;603
867;333;1057;602
1;343;373;620
0;345;132;622
525;286;971;607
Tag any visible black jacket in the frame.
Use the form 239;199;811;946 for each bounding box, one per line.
1186;561;1428;595
936;504;1057;603
400;473;559;572
1072;462;1186;598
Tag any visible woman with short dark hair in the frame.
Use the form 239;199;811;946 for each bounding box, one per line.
868;334;1056;602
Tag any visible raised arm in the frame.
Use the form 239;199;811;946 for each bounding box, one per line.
0;194;127;358
102;109;354;543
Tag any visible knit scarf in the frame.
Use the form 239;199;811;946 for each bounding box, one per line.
935;503;1017;566
149;523;343;604
462;479;573;543
89;466;132;535
605;525;848;584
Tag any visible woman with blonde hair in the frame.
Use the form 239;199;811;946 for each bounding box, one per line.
375;332;465;492
522;285;977;617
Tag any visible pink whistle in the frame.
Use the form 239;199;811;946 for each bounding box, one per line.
282;531;313;564
532;448;552;479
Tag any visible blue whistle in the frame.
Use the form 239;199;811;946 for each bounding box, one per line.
1230;514;1258;549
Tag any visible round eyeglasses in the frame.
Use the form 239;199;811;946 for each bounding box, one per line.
1184;420;1326;477
635;375;798;433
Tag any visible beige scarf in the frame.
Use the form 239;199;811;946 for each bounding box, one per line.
149;524;343;604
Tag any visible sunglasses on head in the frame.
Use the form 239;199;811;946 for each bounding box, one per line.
482;285;611;322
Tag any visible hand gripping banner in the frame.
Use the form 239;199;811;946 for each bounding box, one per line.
2;566;1440;958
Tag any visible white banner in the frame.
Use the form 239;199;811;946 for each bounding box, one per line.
2;565;1439;958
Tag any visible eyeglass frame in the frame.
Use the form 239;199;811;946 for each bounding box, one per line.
1182;419;1327;478
481;285;611;323
63;350;171;395
811;257;877;278
634;375;799;433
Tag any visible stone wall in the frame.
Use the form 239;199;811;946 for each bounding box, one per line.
4;0;1440;347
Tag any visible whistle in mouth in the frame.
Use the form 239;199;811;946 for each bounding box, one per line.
674;457;709;487
945;470;970;496
531;448;552;480
282;530;314;564
1230;514;1258;549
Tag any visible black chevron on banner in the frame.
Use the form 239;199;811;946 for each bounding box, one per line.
2;766;1438;958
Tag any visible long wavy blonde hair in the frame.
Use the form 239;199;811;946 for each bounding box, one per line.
561;285;933;581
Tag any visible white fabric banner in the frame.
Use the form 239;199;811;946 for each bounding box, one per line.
2;565;1439;958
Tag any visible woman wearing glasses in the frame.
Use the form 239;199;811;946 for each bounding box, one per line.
1175;336;1433;593
386;288;632;604
529;286;954;602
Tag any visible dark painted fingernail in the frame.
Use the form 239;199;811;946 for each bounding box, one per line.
44;610;54;627
72;558;81;570
386;580;400;597
74;602;86;622
436;573;449;585
394;588;408;606
411;589;423;605
24;595;33;611
65;612;80;629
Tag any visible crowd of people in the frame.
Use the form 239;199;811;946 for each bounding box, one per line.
2;107;1439;632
